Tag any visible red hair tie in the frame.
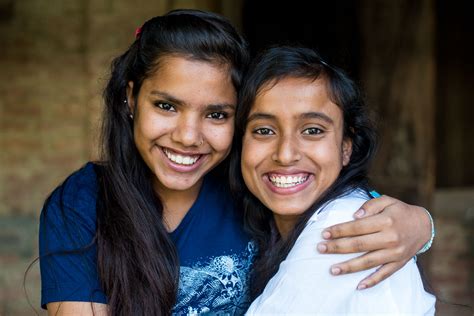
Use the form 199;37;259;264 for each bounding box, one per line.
135;26;142;39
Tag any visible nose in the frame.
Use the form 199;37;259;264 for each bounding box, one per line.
170;113;203;147
272;135;301;165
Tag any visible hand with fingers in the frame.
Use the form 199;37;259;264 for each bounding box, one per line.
316;194;433;290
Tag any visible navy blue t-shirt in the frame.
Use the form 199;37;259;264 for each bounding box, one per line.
39;162;255;315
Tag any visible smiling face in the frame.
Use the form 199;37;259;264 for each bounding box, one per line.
128;55;236;198
241;77;352;236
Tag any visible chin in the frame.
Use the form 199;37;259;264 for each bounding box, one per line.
155;172;201;191
168;178;200;191
270;205;308;217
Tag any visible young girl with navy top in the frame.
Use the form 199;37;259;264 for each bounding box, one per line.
231;46;435;314
39;9;434;316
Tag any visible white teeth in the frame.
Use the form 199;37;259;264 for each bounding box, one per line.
269;175;308;188
163;149;199;165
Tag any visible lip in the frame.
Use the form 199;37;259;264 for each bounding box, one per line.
159;146;207;172
162;146;203;156
263;170;313;196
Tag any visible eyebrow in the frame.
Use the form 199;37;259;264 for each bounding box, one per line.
150;90;183;105
301;112;334;124
150;90;235;111
246;112;275;123
247;111;334;124
207;104;236;112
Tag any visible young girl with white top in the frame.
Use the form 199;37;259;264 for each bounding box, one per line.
231;46;436;315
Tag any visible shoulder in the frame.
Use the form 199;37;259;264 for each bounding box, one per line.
248;189;436;315
39;162;107;307
45;162;98;208
308;188;370;228
284;188;370;261
54;162;98;202
40;162;100;244
249;257;436;314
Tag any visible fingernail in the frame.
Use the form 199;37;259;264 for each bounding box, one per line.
357;283;367;290
354;208;365;218
322;230;331;239
317;243;327;253
331;266;341;275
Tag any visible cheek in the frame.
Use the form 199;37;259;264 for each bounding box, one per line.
241;137;252;179
241;135;265;190
205;122;234;154
309;141;344;176
135;116;169;140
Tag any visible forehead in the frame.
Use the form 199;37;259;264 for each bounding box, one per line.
154;54;231;76
251;77;341;118
141;55;236;104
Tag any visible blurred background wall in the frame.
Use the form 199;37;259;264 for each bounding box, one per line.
0;0;472;315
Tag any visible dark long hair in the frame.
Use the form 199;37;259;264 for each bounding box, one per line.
229;46;377;298
38;9;248;316
97;9;248;315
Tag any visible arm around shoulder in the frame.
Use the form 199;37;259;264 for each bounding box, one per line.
247;206;436;315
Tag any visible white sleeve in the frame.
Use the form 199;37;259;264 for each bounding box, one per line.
246;195;436;316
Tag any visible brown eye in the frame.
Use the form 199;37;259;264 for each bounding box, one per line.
254;128;275;135
207;112;228;120
155;102;176;112
303;127;323;135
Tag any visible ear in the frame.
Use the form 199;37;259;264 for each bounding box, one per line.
342;138;353;166
126;81;135;114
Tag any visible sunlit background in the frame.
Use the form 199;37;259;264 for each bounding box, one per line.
0;0;472;315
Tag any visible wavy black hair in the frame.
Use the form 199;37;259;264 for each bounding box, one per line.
229;46;377;298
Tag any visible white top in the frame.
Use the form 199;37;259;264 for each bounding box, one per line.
246;189;436;316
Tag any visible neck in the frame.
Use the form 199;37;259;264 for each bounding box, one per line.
154;178;203;232
273;214;299;240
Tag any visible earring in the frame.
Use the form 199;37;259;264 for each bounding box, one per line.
125;99;133;119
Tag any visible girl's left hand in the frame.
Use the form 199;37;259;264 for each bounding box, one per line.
316;195;431;290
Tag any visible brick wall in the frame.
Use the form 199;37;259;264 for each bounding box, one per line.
431;189;474;315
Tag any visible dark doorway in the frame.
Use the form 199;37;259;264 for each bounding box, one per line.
242;1;360;79
435;0;474;187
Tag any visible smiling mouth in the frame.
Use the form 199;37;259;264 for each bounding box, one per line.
268;174;309;188
162;148;202;166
